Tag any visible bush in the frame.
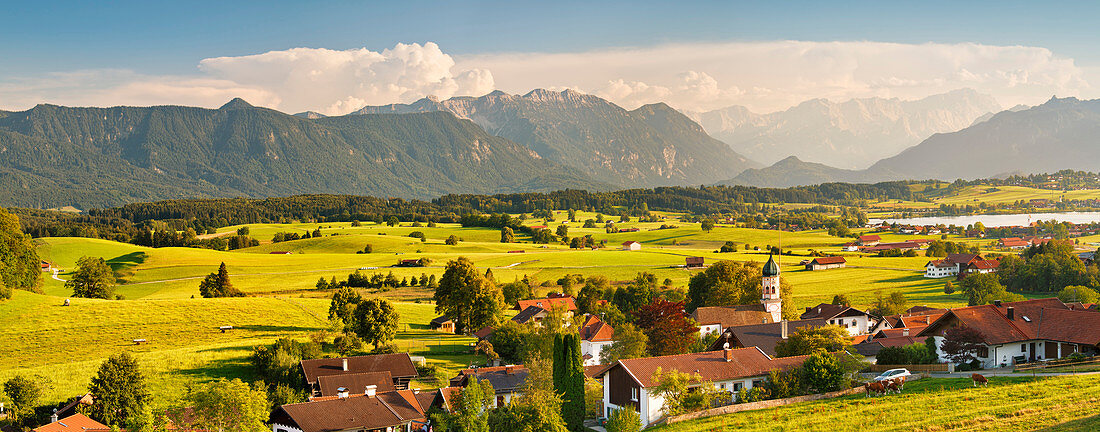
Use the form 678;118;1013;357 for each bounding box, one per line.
371;343;399;354
445;235;459;245
604;408;640;432
357;244;373;254
408;231;426;240
736;386;769;403
333;333;363;355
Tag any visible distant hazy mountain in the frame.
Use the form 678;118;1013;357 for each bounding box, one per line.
687;89;1001;169
354;89;758;187
968;104;1030;127
0;99;603;208
868;96;1100;180
719;156;876;187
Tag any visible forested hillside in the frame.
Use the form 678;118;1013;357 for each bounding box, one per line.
0;100;601;208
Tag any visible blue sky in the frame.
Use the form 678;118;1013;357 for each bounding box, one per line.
2;1;1097;113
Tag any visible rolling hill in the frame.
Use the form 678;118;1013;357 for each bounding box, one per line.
352;89;758;187
719;156;876;187
0;99;604;208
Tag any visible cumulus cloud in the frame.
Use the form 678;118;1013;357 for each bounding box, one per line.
457;40;1094;112
0;40;1094;114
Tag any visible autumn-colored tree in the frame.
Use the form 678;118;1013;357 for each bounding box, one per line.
940;325;988;365
633;298;698;356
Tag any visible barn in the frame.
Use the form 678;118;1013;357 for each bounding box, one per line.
805;256;846;271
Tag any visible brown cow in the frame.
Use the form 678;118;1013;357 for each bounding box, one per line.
864;381;886;397
892;376;906;392
971;373;988;387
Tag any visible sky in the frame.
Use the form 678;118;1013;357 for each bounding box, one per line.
2;0;1099;115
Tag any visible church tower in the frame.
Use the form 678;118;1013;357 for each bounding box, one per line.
761;254;782;323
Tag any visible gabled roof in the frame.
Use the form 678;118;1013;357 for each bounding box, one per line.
918;298;1069;344
599;348;807;388
854;335;927;357
316;371;395;397
33;414;109;432
511;305;547;324
516;296;577;311
808;256;846;265
967;260;1001;270
430;316;454;325
859;235;881;242
584;364;612;379
1035;308;1100;346
451;366;529;393
580;314;615;342
710;319;830;356
272;390;426;432
622;241;640;246
799;303;869;320
691;305;772;328
300;353;418;384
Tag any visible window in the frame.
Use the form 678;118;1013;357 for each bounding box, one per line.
733;382;743;392
1021;344;1027;352
630;387;639;402
752;380;763;388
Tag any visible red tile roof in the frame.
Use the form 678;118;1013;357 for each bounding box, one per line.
580;315;615;342
918;298;1070;345
800;303;868;320
1035;308;1100;345
33;414;109;432
516;296;577;312
272;390;426;432
859;235;881;242
809;256;847;265
968;260;1001;270
601;348;807;388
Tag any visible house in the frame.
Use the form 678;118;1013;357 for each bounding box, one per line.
449;365;529;408
923;253;980;278
621;241;641;251
918;298;1100;368
579;314;615;366
858;235;881;246
269;251;292;255
705;318;829;356
841;242;860;252
861;242;921;253
690;305;773;337
315;371;395;398
999;238;1030;249
962;259;1001;277
40;261;51;271
516;294;577;312
685;256;705;268
300;353;419;395
430;316;456;333
270;388;429;432
804;256;846;271
595;347;808;427
799;303;875;335
33;414;109;432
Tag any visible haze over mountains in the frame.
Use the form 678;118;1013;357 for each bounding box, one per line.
350;89;758;187
687;89;1001;169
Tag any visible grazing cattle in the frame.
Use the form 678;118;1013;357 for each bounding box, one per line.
971;373;988;387
891;376;906;392
864;381;887;397
885;379;904;394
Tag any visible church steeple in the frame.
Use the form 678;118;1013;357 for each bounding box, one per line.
761;254;782;322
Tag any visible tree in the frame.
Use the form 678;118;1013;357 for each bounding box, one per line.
487;358;568;432
650;369;722;416
66;256;116;299
599;323;648;364
940;325;987;365
800;349;845;393
686;260;797;319
89;352;150;427
447;377;495;432
387;216;399;227
183;378;269;432
719;241;738;253
199;263;243;298
445;234;460;245
944;280;955;294
350;298;399;349
435;257;505;333
475;340;499;365
556;225;569;240
4;375;42;429
633;298;698;356
328;285;362;324
868;290;908;316
604;408;641;432
876;342;937;365
0;206;42;299
613;273;658;317
774;325;851;357
500;279;534;307
701;219;715;233
552;334;585;432
1058;285;1100;304
959;273;1022;306
501;226;515;243
575;276;609;315
333;333;363;356
831;294;850;306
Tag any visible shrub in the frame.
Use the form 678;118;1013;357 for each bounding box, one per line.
604;408;640;432
408;231;426;240
357;244;373;254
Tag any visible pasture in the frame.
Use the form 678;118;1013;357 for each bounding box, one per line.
654;374;1100;432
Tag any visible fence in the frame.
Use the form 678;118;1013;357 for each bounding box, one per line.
663;387;865;426
869;364;950;373
1015;356;1100;372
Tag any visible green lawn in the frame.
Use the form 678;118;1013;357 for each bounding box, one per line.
654;375;1100;432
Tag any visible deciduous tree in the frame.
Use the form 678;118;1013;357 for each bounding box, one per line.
633;298;698;356
183;378;269;432
940;325;987;365
599;323;648;364
774;325;851;357
89;352;150;427
67;256;116;299
350;298;399;349
435;257;504;333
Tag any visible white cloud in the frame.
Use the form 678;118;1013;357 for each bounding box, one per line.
0;40;1094;114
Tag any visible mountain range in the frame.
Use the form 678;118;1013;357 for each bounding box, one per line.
721;96;1100;186
687;89;1001;169
0;99;603;208
349;89;758;187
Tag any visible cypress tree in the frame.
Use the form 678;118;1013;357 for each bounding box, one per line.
552;333;565;393
563;333;586;432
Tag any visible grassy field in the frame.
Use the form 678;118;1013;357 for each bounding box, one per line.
654;375;1100;432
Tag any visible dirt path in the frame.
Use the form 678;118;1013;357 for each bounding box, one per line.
51;268;65;282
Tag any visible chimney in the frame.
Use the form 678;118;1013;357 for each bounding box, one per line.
902;328;910;336
1006;307;1015;320
51;409;58;423
723;347;734;362
342;358;349;371
805;307;812;313
337;387;349;399
505;365;515;375
994;300;1002;307
365;385;377;397
780;320;789;339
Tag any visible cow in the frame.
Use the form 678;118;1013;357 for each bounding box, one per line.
864;381;886;397
891;376;906;392
885;377;906;394
971;373;988;387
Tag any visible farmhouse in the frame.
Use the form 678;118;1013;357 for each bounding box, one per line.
579;314;615;366
841;242;860;252
690;305;773;337
862;241;921;253
962;259;1001;277
804;256;846;271
449;365;529;408
270;388;429;432
515;294;577;311
621;241;641;251
924;253;980;278
858;235;881;246
300;353;419;395
595;347;807;427
429;316;456;333
706;318;829;356
799;303;875;335
999;237;1030;249
918;298;1100;368
685;256;705;268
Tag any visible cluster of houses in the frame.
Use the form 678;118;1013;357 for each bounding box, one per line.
842;234;932;253
923;253;1002;279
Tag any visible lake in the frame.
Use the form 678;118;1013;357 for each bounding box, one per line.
870;211;1100;228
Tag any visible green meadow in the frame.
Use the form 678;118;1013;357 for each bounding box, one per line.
654;375;1100;432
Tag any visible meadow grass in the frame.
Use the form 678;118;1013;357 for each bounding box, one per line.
653;374;1100;432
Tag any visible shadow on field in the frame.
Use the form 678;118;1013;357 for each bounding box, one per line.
236;324;321;333
108;252;148;283
1035;414;1100;431
175;350;258;382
